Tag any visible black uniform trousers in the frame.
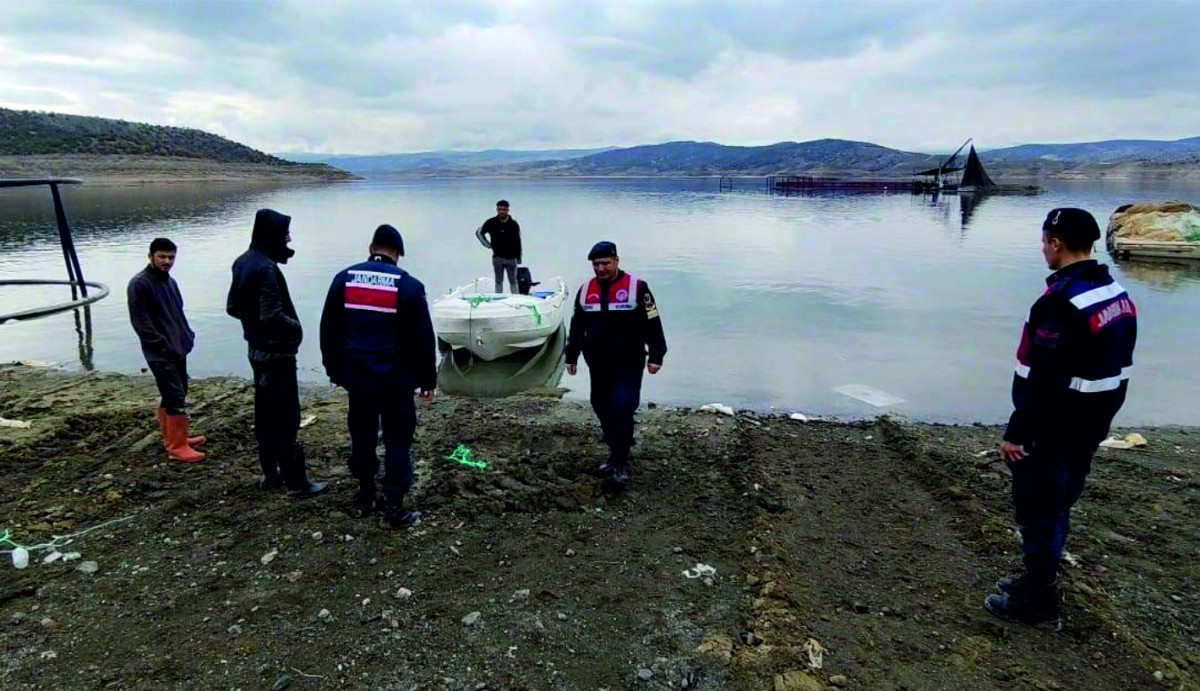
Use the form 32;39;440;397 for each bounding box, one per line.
587;357;645;466
250;356;301;481
1010;440;1096;586
148;358;189;415
348;387;417;500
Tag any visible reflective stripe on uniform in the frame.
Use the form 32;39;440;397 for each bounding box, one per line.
1015;361;1131;393
1069;368;1131;393
1069;282;1126;309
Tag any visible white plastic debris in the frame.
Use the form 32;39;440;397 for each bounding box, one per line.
260;549;278;565
833;384;905;407
300;415;317;428
0;418;32;429
802;637;826;670
396;587;413;600
700;403;735;416
61;552;82;562
43;551;63;564
77;561;99;574
1099;433;1148;450
11;547;30;569
789;413;810;422
682;563;717;580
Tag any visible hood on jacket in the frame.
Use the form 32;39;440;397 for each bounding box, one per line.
250;208;295;264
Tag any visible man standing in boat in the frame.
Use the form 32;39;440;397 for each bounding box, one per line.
320;224;436;529
227;209;329;499
986;208;1137;629
565;241;667;488
474;199;522;293
127;238;205;464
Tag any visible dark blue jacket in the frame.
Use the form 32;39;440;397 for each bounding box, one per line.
319;254;437;393
565;270;667;369
1006;259;1137;448
226;209;303;355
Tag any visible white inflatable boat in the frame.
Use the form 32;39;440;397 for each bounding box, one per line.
432;276;569;361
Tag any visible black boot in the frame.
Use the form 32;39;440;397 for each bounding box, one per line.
284;442;330;499
380;492;421;529
995;573;1026;596
984;580;1061;630
258;450;283;491
594;456;618;478
351;479;377;518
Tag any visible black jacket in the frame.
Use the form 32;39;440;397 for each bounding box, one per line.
1005;260;1137;448
476;216;522;261
319;254;437;393
127;265;194;362
566;270;667;368
226;209;303;355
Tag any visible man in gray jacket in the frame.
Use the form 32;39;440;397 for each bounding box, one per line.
127;237;205;463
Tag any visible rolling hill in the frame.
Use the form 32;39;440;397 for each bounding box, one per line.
0;108;354;182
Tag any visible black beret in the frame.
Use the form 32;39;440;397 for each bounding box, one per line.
1042;208;1100;243
372;224;405;256
587;241;617;260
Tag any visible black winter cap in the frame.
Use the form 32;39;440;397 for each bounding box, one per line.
1042;208;1100;243
372;224;404;256
587;241;617;260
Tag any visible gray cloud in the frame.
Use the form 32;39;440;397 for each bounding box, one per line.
1;0;1197;154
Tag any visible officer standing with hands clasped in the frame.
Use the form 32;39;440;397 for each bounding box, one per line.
320;224;437;529
565;241;667;488
986;208;1137;629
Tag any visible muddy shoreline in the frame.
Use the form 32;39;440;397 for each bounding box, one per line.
0;365;1196;690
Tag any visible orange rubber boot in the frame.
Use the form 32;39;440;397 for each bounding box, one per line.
165;414;206;463
158;408;206;448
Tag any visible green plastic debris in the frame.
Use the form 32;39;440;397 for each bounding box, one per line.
446;444;488;470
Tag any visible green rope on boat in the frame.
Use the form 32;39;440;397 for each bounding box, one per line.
446;444;488;470
522;304;542;325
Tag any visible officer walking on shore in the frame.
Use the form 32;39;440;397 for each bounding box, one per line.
986;208;1137;629
320;224;436;529
227;209;329;499
127;237;206;463
565;241;667;488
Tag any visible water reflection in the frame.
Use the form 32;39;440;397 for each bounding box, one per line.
437;324;567;397
1111;257;1200;292
73;306;94;371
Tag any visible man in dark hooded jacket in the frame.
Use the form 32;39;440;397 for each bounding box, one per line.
227;209;328;498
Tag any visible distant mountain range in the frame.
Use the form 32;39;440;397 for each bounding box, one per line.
281;136;1200;178
280;147;615;174
984;137;1200;164
3;106;1197;181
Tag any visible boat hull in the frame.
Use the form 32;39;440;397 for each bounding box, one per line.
432;277;568;361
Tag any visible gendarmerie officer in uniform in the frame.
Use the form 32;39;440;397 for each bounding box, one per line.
565;241;667;488
319;224;437;529
986;208;1137;629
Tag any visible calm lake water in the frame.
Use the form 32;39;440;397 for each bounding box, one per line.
1;177;1198;425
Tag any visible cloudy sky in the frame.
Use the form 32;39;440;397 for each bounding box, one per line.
1;0;1197;154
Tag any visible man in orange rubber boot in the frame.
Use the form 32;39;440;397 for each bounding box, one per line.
127;238;205;463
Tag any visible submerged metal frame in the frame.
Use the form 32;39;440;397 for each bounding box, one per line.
0;178;111;324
